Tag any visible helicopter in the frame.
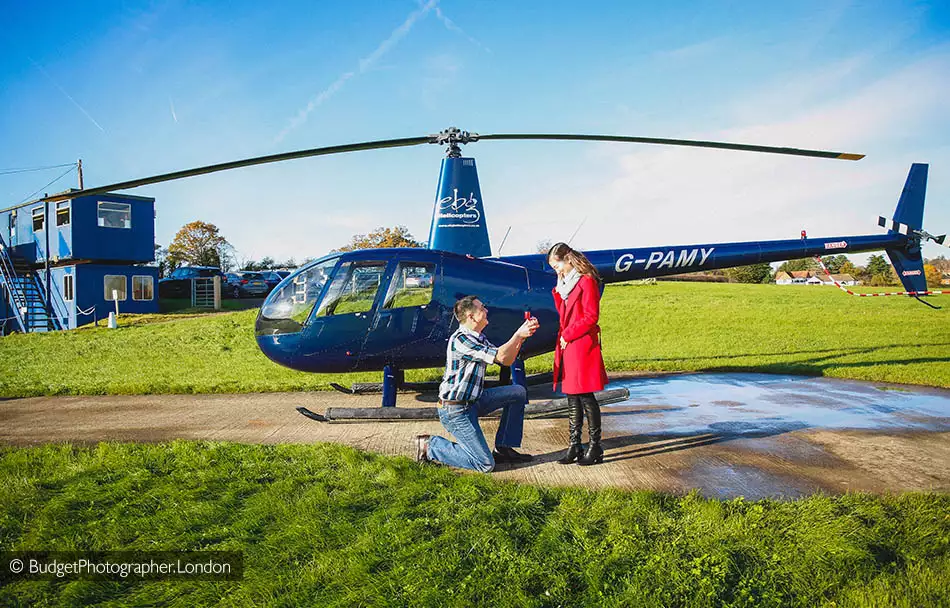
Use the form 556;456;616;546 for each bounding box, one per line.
39;127;946;407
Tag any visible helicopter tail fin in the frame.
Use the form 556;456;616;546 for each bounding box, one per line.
884;163;928;293
427;157;492;257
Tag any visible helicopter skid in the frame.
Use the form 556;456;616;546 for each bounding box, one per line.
305;387;629;423
328;372;554;396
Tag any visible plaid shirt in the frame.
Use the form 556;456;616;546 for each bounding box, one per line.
439;325;499;402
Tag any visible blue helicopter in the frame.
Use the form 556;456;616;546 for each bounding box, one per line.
40;128;945;407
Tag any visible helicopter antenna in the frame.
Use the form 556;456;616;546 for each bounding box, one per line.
567;216;587;245
496;226;512;256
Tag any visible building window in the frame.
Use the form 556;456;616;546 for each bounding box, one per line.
63;275;74;301
132;276;154;301
32;207;45;231
98;201;131;229
104;275;127;301
56;202;71;226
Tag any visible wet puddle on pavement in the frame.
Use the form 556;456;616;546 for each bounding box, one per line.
608;373;950;437
600;373;950;499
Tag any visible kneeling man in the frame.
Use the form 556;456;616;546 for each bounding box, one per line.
416;295;539;471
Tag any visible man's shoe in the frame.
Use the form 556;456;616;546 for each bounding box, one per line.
495;446;533;463
415;435;431;463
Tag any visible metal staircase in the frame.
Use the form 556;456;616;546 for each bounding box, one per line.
0;234;63;333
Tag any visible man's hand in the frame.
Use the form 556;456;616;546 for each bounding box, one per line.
559;335;567;349
515;318;540;340
496;318;540;366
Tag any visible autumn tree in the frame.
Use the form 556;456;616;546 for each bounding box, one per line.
166;221;234;270
335;226;424;252
839;260;859;278
924;264;942;287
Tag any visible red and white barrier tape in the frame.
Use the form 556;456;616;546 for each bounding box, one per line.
813;256;945;297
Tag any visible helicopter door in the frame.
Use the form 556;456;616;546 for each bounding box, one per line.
361;260;441;367
303;260;389;371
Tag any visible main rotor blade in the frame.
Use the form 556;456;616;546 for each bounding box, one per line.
39;136;431;203
476;133;864;160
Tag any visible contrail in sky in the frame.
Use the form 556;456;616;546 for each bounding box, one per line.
434;6;490;53
28;56;105;133
274;0;440;144
169;97;178;123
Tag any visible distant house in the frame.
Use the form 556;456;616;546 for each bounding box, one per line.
775;270;857;286
942;273;950;286
830;273;857;286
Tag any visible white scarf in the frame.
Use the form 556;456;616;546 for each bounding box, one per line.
556;268;582;300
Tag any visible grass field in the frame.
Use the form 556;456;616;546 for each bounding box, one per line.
1;441;947;607
1;282;948;397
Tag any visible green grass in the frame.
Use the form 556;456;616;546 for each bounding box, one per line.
1;283;948;397
1;441;947;607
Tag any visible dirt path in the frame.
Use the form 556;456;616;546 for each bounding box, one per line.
1;386;947;499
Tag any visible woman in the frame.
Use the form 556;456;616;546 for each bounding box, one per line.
548;242;609;466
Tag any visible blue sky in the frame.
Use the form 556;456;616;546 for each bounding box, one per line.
2;0;948;264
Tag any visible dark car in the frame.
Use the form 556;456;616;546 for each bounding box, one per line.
225;271;269;298
261;270;291;293
158;266;226;299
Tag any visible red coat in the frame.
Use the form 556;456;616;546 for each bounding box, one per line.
552;274;609;394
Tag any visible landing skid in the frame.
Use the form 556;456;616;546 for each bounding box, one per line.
329;372;553;395
296;387;631;423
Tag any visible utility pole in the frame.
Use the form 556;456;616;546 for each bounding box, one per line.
78;159;84;190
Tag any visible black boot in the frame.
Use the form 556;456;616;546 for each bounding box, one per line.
577;394;604;466
558;395;585;465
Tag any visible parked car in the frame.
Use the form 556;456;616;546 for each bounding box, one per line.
225;271;270;298
405;272;433;289
262;270;291;293
159;266;226;299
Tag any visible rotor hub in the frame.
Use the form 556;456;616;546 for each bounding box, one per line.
429;127;480;158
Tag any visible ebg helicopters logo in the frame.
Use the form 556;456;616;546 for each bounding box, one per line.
437;189;481;226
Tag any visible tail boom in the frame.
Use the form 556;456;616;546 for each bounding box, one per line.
499;234;908;283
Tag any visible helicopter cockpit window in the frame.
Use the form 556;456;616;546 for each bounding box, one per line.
255;257;338;335
316;261;386;317
383;262;435;310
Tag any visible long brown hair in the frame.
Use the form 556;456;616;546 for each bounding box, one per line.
547;242;601;282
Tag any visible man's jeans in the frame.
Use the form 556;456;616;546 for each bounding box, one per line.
427;384;527;472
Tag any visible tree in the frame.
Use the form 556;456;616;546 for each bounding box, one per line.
777;258;817;273
724;263;773;284
536;239;554;254
926;255;949;273
823;254;850;274
924;264;942;288
335;226;424;252
863;254;895;286
166;221;233;269
154;244;172;278
839;260;859;278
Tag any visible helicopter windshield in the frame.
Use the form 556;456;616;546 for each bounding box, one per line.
255;256;339;335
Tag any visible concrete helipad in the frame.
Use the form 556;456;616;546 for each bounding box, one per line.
1;373;948;499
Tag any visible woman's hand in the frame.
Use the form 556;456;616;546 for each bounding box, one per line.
560;336;568;349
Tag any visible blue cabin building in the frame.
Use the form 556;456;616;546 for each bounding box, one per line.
0;191;158;333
